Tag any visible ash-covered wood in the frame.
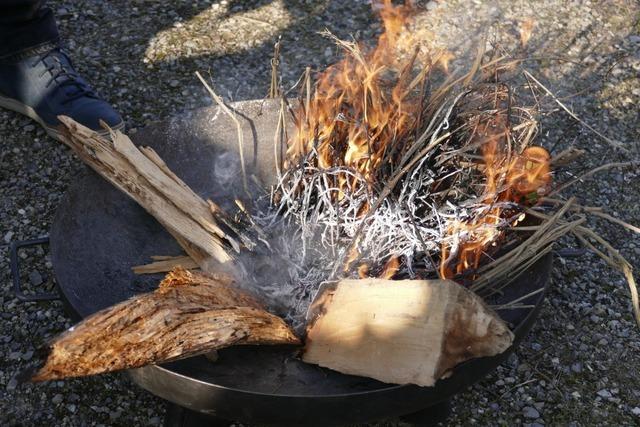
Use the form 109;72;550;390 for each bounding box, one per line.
30;268;300;382
302;278;513;387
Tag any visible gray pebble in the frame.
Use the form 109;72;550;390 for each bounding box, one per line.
29;270;43;286
597;389;612;398
426;1;439;11
6;378;18;391
52;394;63;404
523;406;540;419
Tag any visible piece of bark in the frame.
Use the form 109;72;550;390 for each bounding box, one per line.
132;255;199;274
57;116;236;273
302;278;513;387
30;268;300;381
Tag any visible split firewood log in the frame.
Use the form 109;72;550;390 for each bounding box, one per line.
30;268;300;382
302;278;513;387
132;255;199;274
57;116;237;274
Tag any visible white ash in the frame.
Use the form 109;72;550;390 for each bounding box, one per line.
239;159;476;331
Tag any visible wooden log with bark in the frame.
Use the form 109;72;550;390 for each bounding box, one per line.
30;268;300;381
302;278;514;387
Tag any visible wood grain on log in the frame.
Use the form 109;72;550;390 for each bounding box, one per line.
57;116;236;273
302;278;513;387
132;255;199;274
30;268;300;381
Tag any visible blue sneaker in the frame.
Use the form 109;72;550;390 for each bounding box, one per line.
0;47;123;141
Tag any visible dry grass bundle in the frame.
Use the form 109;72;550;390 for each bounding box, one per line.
246;0;640;328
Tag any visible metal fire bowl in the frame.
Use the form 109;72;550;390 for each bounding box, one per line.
50;99;552;426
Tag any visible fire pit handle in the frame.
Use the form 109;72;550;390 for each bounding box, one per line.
10;237;60;302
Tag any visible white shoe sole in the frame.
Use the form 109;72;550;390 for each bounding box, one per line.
0;93;124;142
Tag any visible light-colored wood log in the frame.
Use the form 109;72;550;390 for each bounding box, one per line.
302;278;513;387
132;255;199;274
30;268;300;381
58;116;236;273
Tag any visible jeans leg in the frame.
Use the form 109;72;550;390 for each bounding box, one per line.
0;1;60;60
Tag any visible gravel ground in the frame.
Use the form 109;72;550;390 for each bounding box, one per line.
1;0;639;425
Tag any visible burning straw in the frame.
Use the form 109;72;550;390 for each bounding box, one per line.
234;0;639;329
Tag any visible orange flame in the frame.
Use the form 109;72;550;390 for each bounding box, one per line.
287;0;425;192
440;112;551;279
380;256;400;279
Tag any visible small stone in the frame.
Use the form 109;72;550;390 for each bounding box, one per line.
517;363;530;373
67;404;77;413
9;351;21;360
22;350;33;361
571;362;583;373
531;342;542;351
52;394;63;404
29;270;43;286
24;124;36;132
597;389;612;398
632;407;640;416
426;1;439;11
629;35;640;43
3;231;14;243
169;79;180;88
571;391;581;399
551;357;560;365
6;378;18;391
149;417;162;426
598;338;608;346
523;406;540;419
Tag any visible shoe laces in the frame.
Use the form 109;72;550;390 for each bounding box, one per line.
32;49;99;105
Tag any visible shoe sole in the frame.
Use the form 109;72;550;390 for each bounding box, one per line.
0;93;125;142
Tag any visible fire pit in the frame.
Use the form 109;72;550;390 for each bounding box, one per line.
50;99;552;426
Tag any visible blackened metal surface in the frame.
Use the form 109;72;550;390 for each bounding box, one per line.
50;100;552;426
